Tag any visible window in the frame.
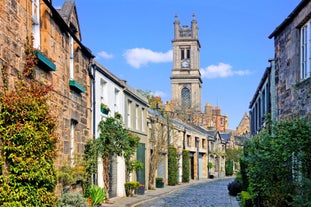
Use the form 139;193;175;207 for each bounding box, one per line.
69;36;74;80
181;87;191;109
32;0;40;49
300;20;311;80
186;49;190;59
70;120;77;167
100;79;107;103
135;105;139;130
127;100;132;128
141;108;145;132
187;135;191;147
180;48;190;60
114;88;120;112
202;139;206;149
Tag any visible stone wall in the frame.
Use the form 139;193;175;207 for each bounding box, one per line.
274;1;311;120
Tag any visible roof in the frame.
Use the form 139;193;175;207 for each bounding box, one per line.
249;65;271;108
269;0;309;39
220;132;232;142
42;0;94;58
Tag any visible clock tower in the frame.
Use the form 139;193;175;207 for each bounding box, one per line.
170;14;202;113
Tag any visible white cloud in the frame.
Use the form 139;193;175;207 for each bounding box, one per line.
97;51;114;59
200;63;250;79
124;48;173;68
151;90;167;99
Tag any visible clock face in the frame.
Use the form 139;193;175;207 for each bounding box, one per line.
182;60;189;68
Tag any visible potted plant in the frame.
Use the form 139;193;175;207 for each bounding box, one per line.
155;177;164;188
136;183;145;195
124;181;139;197
100;103;110;115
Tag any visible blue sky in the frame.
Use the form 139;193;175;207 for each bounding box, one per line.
53;0;301;129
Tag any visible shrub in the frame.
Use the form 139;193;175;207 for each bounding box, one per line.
241;191;252;207
58;192;87;207
124;182;139;197
89;185;106;206
168;146;178;186
227;180;242;196
225;159;234;176
182;150;190;183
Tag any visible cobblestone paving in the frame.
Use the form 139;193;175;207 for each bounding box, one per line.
136;178;236;207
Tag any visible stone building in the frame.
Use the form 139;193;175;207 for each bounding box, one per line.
123;85;149;191
249;60;276;135
90;61;149;197
235;112;250;136
171;14;202;113
268;0;311;120
0;0;94;193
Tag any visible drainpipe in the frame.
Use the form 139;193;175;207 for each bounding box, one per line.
88;60;96;185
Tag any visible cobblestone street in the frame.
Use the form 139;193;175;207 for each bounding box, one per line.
136;178;238;207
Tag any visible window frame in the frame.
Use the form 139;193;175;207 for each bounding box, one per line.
300;20;311;80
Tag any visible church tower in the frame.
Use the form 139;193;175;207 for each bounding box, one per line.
170;14;202;113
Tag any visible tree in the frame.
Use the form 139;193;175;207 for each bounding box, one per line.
0;37;58;206
84;114;141;199
148;116;170;189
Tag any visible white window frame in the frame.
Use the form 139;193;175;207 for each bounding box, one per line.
32;0;40;49
135;105;139;130
127;100;132;128
69;36;74;80
300;20;311;80
70;120;76;167
141;108;145;132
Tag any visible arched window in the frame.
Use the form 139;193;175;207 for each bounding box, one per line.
181;87;191;109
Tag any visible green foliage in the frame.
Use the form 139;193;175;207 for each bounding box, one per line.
124;182;139;197
168;146;178;186
182;150;190;183
226;148;242;162
208;162;213;169
82;140;98;197
290;178;311;207
0;39;58;206
225;159;234;176
84;114;141;195
240;191;252;207
88;185;106;206
57;165;85;191
57;193;87;207
242;118;311;207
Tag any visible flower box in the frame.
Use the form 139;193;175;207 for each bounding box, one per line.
136;184;145;195
100;103;110;115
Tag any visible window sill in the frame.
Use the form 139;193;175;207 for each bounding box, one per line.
35;50;56;71
69;80;85;93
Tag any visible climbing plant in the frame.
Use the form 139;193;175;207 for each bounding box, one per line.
0;37;58;206
84;114;141;199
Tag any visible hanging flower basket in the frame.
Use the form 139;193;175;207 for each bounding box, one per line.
100;103;110;115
